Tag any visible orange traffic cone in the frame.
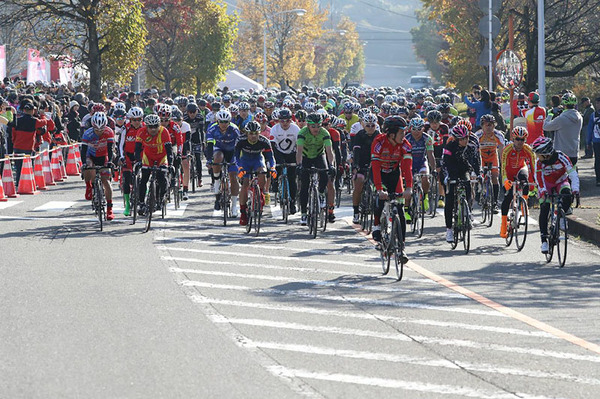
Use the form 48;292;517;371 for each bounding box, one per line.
42;150;55;186
74;145;82;170
57;149;68;180
51;150;64;182
0;165;6;201
65;146;79;176
33;155;47;190
17;156;39;195
2;159;18;198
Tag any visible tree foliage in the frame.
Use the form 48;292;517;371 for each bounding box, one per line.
413;0;600;94
0;0;147;101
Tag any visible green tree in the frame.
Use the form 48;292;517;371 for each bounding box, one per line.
0;0;147;101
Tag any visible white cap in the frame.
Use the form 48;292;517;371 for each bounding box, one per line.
69;100;79;109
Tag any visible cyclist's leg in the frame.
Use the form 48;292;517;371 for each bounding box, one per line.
223;150;239;196
539;201;550;245
157;167;168;204
444;182;456;229
491;162;500;207
299;158;316;215
285;152;298;201
138;168;151;206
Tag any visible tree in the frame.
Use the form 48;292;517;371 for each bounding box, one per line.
236;0;328;89
410;7;447;84
0;0;147;101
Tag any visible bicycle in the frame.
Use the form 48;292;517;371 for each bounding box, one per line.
545;193;570;267
190;143;204;193
449;179;471;254
244;170;265;237
306;167;329;239
409;173;427;238
143;164;168;233
169;160;181;210
343;163;353;195
504;179;529;252
83;165;109;231
334;164;344;208
428;171;438;218
131;165;141;225
479;165;494;228
214;162;233;226
277;162;295;223
359;170;376;233
378;193;407;281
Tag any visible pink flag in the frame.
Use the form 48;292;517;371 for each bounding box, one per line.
0;45;6;80
27;48;48;84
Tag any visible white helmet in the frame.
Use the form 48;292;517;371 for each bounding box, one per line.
114;102;126;112
363;113;378;125
91;112;108;129
215;109;231;122
128;106;144;119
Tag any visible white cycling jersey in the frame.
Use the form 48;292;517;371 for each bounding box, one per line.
270;122;300;154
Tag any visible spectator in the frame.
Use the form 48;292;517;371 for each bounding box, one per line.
524;91;546;145
66;100;81;142
463;88;492;130
580;97;595;158
543;92;582;166
586;97;600;186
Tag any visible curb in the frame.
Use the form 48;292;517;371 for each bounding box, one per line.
567;214;600;245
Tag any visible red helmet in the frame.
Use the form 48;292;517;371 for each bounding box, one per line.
254;112;267;124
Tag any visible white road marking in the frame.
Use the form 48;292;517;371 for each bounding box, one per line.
267;366;561;399
190;296;555;338
32;201;77;212
0;201;23;210
166;202;187;217
181;281;503;317
175;268;464;298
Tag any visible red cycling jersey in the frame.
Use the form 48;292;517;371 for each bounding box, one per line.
370;134;413;193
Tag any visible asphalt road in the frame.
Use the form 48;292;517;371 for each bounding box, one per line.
2;173;600;398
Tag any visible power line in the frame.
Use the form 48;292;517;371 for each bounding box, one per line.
356;0;417;19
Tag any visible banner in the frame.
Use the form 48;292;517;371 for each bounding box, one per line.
58;58;73;85
27;48;48;84
0;45;6;80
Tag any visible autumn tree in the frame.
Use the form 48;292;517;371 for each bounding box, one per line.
236;0;327;89
0;0;147;101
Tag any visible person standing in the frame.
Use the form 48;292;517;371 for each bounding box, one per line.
542;92;582;167
524;91;546;145
586;97;600;186
580;97;595;158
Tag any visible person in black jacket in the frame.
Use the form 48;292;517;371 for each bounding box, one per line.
66;100;81;142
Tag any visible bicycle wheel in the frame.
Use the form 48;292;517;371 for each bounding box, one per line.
309;186;319;238
514;197;528;252
461;198;471;254
253;183;261;237
245;188;253;234
379;208;391;275
161;192;167;219
429;175;438;218
505;206;514;247
556;209;568;268
366;189;375;234
410;191;418;235
281;176;289;223
485;180;494;228
415;186;425;238
450;203;459;250
94;179;104;231
545;211;555;263
393;215;405;281
145;178;155;233
222;185;230;227
335;180;341;208
173;170;181;210
360;184;369;231
190;156;196;193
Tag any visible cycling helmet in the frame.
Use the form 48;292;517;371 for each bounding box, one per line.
113;109;126;118
282;98;294;109
480;114;496;125
511;126;529;140
128;106;144;119
406;102;416;111
449;115;461;128
114;102;126;112
318;94;328;101
295;109;307;122
304;102;315;112
186;103;199;113
144;114;160;127
382;116;407;134
172;108;183;121
532;136;554;155
238;101;250;111
396;96;406;106
409;117;425;130
368;105;380;115
176;96;189;107
205;94;215;103
352;102;362;112
561;92;577;106
357;108;370;119
197;99;207;107
271;109;280;121
153;103;162;114
245;120;261;133
264;101;274;108
91;103;106;113
334;117;347;129
397;106;409;116
91;112;108;129
211;102;221;111
451;124;469;139
389;105;400;115
157;104;172;118
384;95;394;103
254;112;268;124
456;118;473;131
363;113;378;125
528;92;540;104
228;104;239;114
222;94;232;102
215;109;231;122
380;102;391;114
427;110;442;123
343;102;354;113
306;113;322;125
278;108;292;120
437;103;451;114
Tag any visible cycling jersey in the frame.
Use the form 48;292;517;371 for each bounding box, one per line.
535;151;580;194
136;126;172;166
501;143;535;185
164;120;183;154
297;126;332;159
81;126;115;158
405;132;434;172
476;129;505;168
442;139;472;180
371;134;413;192
425;122;449;159
270;122;300;154
206;123;241;155
340;113;359;131
119;122;145;156
352;129;380;169
234;135;275;174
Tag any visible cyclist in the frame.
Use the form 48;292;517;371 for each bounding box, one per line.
173;108;191;200
476;114;505;213
499;126;535;238
118;106;145;216
370;116;412;261
236;121;277;226
441;124;473;243
351;113;381;223
524;91;546;145
339;102;360;132
134;114;173;216
405;116;435;218
206;108;241;211
296;113;336;226
295;109;308;129
425;109;450;208
270;108;300;214
81;112;116;221
184;102;205;188
532;137;579;254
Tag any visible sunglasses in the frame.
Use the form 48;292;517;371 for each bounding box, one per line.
281;119;291;123
218;120;229;124
160;118;170;122
365;124;376;128
147;125;159;129
130;118;142;122
308;123;321;128
514;138;525;142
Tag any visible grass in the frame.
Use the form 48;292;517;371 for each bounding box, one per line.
455;102;468;117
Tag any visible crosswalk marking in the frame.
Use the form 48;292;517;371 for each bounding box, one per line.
32;201;77;212
0;201;22;210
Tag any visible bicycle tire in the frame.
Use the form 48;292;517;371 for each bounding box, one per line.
145;178;155;233
367;189;375;234
410;191;418;234
309;186;319;238
429;174;438;218
132;174;138;224
486;180;494;227
360;184;369;231
282;176;289;223
514;197;528;252
415;186;425;238
545;211;555;263
505;211;514;247
253;182;261;237
461;198;470;254
557;209;568;268
245;188;253;234
94;178;104;231
393;215;405;281
161;192;167;219
451;202;459;250
190;156;196;193
379;207;391;275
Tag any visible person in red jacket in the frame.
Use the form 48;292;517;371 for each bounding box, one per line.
9;100;48;185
